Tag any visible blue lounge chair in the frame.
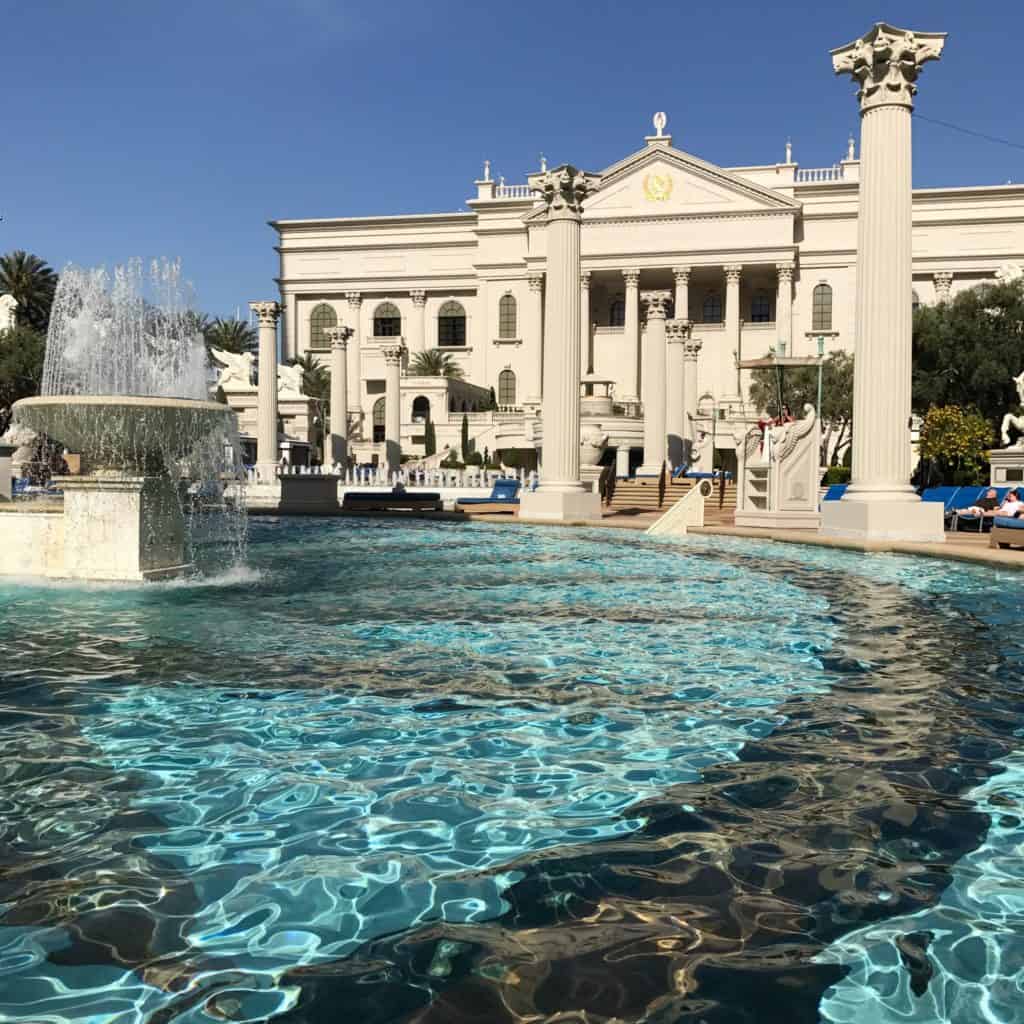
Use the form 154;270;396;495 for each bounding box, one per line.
990;514;1024;549
456;478;521;514
953;487;1010;532
342;489;442;512
822;484;848;502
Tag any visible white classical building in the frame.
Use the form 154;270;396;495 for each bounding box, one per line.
270;116;1024;474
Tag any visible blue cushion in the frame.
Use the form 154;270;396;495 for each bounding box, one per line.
922;486;958;505
458;497;520;506
993;516;1024;530
491;479;520;500
823;484;848;501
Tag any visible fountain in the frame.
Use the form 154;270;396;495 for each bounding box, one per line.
7;259;245;581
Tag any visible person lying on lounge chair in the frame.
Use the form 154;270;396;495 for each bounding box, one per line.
957;488;1000;517
996;489;1024;517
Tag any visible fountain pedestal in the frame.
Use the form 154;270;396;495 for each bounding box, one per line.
56;474;190;581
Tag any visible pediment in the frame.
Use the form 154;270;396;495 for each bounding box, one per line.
525;144;799;223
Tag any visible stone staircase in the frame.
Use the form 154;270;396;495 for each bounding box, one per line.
606;477;737;525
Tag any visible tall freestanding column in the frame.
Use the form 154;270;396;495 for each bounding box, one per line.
821;22;946;542
325;325;353;467
251;300;281;481
622;270;640;402
519;164;603;522
666;318;691;468
345;292;363;433
776;263;794;354
409;290;427;355
637;292;672;476
525;274;544;406
724;265;742;398
580;271;592;374
683;335;703;465
382;344;404;477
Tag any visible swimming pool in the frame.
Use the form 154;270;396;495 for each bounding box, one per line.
0;519;1021;1022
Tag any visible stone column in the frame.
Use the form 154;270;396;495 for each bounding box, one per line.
724;265;742;397
519;164;603;522
682;336;703;457
776;262;794;354
282;291;298;362
822;22;946;543
622;270;641;402
673;266;691;322
637;291;673;476
666;318;691;468
525;274;544;405
251;300;281;480
580;271;592;374
325;325;352;467
345;292;363;433
409;290;427;355
382;344;404;477
933;271;953;304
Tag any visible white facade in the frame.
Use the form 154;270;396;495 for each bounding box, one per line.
271;119;1024;469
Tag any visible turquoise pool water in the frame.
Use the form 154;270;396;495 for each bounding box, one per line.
0;520;1022;1022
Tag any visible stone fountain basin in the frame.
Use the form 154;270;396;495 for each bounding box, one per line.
12;395;234;471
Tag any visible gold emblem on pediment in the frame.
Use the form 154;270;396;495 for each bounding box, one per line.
643;171;673;202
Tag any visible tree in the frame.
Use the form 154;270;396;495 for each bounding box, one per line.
290;354;331;462
424;418;437;456
749;351;854;465
917;405;993;486
0;326;47;433
460;413;470;462
205;317;257;355
408;349;465;379
0;251;58;333
913;278;1024;434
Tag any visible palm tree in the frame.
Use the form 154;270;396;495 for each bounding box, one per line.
0;251;58;333
205;317;257;354
290;354;331;463
408;349;464;379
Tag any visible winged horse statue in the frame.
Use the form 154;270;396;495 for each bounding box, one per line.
1000;371;1024;447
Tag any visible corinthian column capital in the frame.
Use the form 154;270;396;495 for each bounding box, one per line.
580;271;592;290
724;264;743;283
832;22;945;113
410;289;427;307
776;262;795;283
345;291;363;309
673;266;691;285
665;318;693;342
641;290;673;319
623;269;640;289
325;325;353;350
382;345;405;367
682;338;703;361
528;273;544;293
249;300;281;326
527;164;602;220
933;271;953;302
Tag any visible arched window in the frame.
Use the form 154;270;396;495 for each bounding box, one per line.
498;369;516;406
309;302;336;350
750;291;772;323
812;284;833;331
373;301;401;337
702;292;723;323
498;294;517;338
372;397;385;442
609;298;625;326
438;300;466;347
912;289;921;312
412;396;430;423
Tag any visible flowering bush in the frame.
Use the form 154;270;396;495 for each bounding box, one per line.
918;405;993;485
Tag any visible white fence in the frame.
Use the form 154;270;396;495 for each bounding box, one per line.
250;465;538;491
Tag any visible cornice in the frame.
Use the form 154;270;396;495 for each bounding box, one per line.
583;208;797;228
270;211;476;232
277;240;476;256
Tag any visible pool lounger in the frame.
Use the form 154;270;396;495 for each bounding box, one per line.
455;479;521;515
990;515;1024;549
342;491;442;512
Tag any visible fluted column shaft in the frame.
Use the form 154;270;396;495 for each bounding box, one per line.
251;301;281;476
622;270;640;402
541;209;584;489
638;291;672;476
410;290;427;354
326;326;352;466
383;345;404;476
666;318;689;468
345;293;363;430
580;272;592;375
682;339;702;441
849;102;916;499
777;263;794;354
724;265;742;397
526;274;544;404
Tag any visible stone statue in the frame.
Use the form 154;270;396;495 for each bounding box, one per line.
0;421;37;471
0;294;17;332
1000;371;1024;447
995;262;1023;285
580;425;609;467
277;362;305;398
652;111;667;137
210;348;255;391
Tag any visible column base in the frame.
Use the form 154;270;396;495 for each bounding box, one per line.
819;496;945;544
520;487;602;522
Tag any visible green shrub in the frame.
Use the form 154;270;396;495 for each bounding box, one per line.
821;465;851;485
465;451;483;467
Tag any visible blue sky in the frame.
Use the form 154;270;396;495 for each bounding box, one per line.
4;0;1022;317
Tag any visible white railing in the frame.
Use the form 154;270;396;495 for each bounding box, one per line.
795;164;844;183
246;464;538;492
645;479;714;536
495;183;534;199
